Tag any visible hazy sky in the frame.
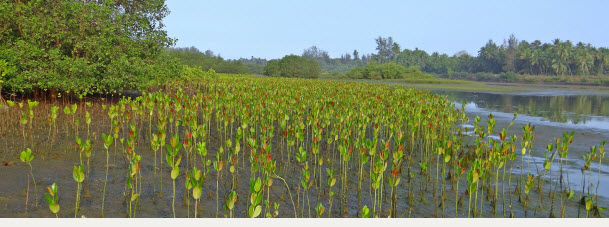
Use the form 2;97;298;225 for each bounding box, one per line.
163;0;609;60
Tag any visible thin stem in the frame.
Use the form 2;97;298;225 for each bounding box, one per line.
74;182;80;218
102;148;109;217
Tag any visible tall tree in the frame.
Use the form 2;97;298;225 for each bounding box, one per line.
478;40;504;73
375;36;394;64
504;34;518;72
392;42;401;60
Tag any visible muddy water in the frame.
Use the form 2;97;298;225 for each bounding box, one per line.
2;125;604;218
434;90;609;202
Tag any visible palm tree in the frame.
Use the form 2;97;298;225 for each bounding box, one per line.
520;47;532;74
557;43;573;76
552;59;567;75
598;48;609;75
392;43;401;60
576;48;595;75
530;49;541;75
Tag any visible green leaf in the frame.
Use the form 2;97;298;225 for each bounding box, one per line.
73;165;85;182
175;156;182;167
472;171;479;183
254;178;262;192
251;205;262;218
130;193;140;202
78;172;85;183
171;168;179;179
19;151;27;162
193;187;202;200
586;199;593;211
362;205;370;218
255;193;263;206
49;204;60;214
44;194;53;204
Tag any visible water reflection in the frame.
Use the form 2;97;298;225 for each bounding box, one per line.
435;91;609;125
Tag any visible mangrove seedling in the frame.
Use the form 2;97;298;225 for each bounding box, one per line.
225;190;238;218
20;148;36;215
127;154;141;218
315;202;325;218
44;183;60;218
101;133;113;217
73;165;85;218
166;133;182;218
248;177;263;218
213;146;224;217
327;168;337;217
361;205;370;218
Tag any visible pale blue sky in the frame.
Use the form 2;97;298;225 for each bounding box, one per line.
163;0;609;60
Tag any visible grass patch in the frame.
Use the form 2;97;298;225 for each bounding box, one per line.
384;78;484;85
398;83;533;93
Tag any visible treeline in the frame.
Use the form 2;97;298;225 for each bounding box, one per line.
459;35;609;76
236;57;268;75
300;35;609;80
166;47;249;74
184;33;609;81
301;46;373;74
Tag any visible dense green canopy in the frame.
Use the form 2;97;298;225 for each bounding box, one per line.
341;61;433;80
0;0;178;95
165;47;249;74
263;55;321;78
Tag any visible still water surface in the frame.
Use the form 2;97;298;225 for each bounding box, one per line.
434;90;609;200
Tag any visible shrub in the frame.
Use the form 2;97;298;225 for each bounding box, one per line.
341;62;432;80
498;72;516;82
263;55;321;78
475;72;495;81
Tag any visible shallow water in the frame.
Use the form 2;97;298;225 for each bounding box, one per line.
433;90;609;200
1;86;608;218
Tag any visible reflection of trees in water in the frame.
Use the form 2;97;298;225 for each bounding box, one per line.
439;91;609;124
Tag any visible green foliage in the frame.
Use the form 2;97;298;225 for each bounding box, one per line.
0;59;15;97
263;55;321;78
20;148;34;163
0;0;177;95
73;165;85;183
303;36;609;82
165;47;249;74
44;183;60;215
342;61;433;80
361;205;370;218
248;177;263;218
498;72;516;82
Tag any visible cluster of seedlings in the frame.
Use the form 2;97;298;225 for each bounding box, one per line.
0;75;606;218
